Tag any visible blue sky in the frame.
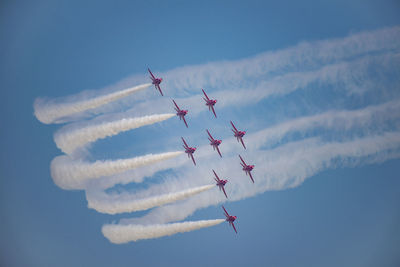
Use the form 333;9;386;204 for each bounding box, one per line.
1;0;400;266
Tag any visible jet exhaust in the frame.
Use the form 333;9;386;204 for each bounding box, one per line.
34;83;151;124
50;151;184;190
54;113;175;154
87;184;215;214
102;219;225;243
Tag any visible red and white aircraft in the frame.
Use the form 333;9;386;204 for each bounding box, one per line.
202;89;217;118
182;137;196;165
231;121;246;149
213;170;228;198
206;129;222;157
222;205;237;234
173;100;188;128
148;68;163;96
239;155;255;183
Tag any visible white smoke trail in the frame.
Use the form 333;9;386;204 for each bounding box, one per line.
245;99;400;151
54;113;175;154
34;83;151;124
102;219;225;243
33;27;400;123
116;51;400;118
145;26;400;96
121;131;400;225
87;184;215;214
50;151;184;190
31;26;400;243
87;100;400;190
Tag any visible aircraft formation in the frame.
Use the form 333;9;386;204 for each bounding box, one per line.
148;68;257;234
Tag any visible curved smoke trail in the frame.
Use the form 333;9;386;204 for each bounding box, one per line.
50;151;184;190
34;83;151;124
54;113;175;154
120;131;400;225
102;219;225;243
87;184;215;214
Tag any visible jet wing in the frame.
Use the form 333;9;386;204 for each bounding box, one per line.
249;172;255;183
213;170;220;180
239;155;246;165
222;205;229;217
181;137;189;147
230;121;238;131
156;84;163;96
172;99;180;110
216;146;222;157
148;68;156;79
182;116;188;128
240;138;246;149
231;222;238;234
211;106;217;118
202;89;210;100
206;130;214;140
222;187;228;198
190;154;196;165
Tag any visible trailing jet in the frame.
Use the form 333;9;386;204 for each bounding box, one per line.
230;121;246;149
182;137;196;165
148;68;163;96
173;100;188;128
202;89;217;118
206;129;222;157
222;205;237;234
213;170;228;198
239;155;255;183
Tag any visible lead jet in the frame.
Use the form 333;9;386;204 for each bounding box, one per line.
213;170;228;198
206;129;222;157
231;121;246;149
148;68;163;96
182;137;196;165
173;100;188;128
202;89;217;118
239;155;255;183
222;205;237;234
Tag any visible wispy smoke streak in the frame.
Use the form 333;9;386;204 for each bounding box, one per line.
34;83;151;124
87;184;215;214
102;219;225;243
54;113;175;154
122;131;400;225
125;52;400;117
245;100;400;151
50;151;183;190
158;26;400;95
31;26;400;243
89;100;400;190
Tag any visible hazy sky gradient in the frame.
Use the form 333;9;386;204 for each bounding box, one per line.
1;0;400;266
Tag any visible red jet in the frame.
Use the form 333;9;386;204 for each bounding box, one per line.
202;89;217;118
213;170;228;198
173;100;188;128
148;68;163;96
222;206;237;234
231;121;246;149
239;155;255;183
206;129;222;157
182;137;196;165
